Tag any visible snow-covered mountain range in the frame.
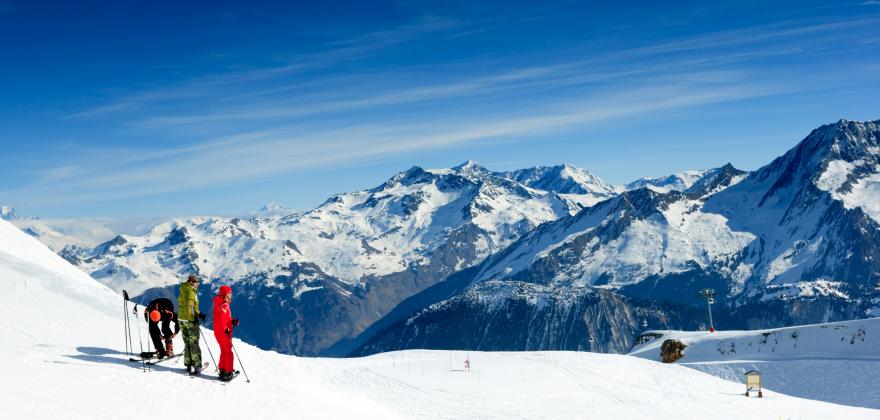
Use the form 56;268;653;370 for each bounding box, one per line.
59;161;635;356
20;118;880;359
354;119;880;355
68;162;602;294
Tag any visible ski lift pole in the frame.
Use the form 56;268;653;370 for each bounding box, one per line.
699;289;716;332
707;299;714;332
231;341;251;383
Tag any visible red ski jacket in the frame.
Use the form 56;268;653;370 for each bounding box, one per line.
213;295;233;336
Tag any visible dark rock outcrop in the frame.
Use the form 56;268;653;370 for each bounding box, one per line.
660;339;687;363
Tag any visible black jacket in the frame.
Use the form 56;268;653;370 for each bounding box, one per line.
144;298;180;334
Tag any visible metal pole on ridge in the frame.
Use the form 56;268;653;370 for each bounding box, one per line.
698;289;716;332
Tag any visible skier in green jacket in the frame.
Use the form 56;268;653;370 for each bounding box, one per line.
178;274;207;373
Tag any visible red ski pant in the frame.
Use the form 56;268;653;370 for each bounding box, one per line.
214;331;234;372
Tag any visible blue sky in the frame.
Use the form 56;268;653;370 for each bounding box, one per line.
1;0;879;218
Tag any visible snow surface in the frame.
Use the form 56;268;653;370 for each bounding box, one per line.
816;159;880;223
1;219;877;419
629;319;880;409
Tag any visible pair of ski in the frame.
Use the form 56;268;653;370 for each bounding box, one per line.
128;354;238;382
215;370;241;384
129;353;182;365
188;365;241;383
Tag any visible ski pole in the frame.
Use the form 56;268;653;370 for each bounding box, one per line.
194;306;218;371
200;329;218;372
123;291;134;356
122;291;130;355
126;298;133;356
145;307;152;360
231;341;251;383
133;304;146;372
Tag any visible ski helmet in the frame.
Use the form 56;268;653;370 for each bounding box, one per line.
150;310;161;322
219;285;232;297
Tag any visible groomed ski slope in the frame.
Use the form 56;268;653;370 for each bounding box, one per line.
1;219;876;420
628;320;880;409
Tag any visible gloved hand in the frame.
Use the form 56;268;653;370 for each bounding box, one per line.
198;312;207;321
225;327;231;336
231;318;240;327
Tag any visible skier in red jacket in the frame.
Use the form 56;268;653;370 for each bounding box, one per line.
213;285;239;381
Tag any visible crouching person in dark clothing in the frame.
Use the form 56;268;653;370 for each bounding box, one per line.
144;297;180;358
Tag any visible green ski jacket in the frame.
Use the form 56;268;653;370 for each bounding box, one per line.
177;281;200;321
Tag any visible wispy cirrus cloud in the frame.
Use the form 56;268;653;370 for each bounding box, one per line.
10;8;880;213
65;16;466;120
73;15;878;127
13;71;786;207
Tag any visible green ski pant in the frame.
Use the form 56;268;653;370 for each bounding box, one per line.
181;320;202;367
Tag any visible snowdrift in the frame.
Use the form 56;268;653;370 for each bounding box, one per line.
629;320;880;409
1;219;876;419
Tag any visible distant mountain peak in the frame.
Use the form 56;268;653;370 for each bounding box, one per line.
451;160;491;180
624;169;710;193
454;160;480;168
381;165;437;189
259;201;296;214
809;119;879;152
499;163;617;198
1;205;35;221
685;163;747;197
755;119;880;204
0;205;18;220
